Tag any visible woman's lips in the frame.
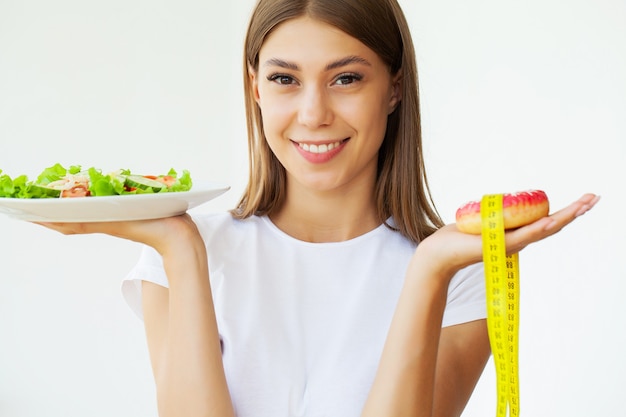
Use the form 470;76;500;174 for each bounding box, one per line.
292;139;349;163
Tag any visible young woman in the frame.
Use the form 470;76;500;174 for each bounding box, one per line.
41;0;599;416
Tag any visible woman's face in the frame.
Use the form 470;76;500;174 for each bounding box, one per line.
250;16;401;195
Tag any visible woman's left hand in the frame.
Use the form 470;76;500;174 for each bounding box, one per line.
415;193;600;279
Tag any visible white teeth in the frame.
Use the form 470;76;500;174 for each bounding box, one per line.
299;140;342;154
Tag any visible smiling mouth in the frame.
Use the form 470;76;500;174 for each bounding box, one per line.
297;139;348;154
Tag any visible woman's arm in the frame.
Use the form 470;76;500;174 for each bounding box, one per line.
141;222;234;417
360;252;455;416
362;193;599;417
37;215;235;417
433;320;490;417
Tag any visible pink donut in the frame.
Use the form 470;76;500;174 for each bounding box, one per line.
455;190;550;234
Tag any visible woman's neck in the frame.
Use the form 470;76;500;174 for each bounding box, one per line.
269;177;380;243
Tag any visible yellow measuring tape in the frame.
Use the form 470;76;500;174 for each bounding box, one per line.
481;194;520;417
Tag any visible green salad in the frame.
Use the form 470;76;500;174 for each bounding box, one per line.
0;163;192;198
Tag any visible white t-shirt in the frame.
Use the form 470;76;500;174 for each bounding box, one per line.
122;213;485;417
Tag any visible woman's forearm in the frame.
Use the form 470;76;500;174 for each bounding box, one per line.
362;250;452;417
152;232;234;417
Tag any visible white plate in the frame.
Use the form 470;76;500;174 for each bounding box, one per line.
0;182;230;222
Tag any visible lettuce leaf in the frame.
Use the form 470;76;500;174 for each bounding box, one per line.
0;171;30;198
35;163;68;185
167;169;193;192
87;167;128;196
0;170;13;197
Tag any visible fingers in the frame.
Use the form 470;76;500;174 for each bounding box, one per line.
505;193;599;253
33;221;83;235
33;220;116;236
542;193;600;233
575;193;601;217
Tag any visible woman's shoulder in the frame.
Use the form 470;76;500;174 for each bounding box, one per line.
191;211;267;243
191;210;259;228
192;210;242;226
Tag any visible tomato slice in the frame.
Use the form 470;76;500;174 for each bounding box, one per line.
61;185;90;198
143;175;176;187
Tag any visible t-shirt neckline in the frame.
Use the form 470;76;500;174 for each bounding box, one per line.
259;215;391;247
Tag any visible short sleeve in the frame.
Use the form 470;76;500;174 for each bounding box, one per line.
121;245;169;320
441;262;486;327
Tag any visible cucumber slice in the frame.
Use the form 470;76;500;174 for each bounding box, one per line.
28;183;62;198
125;175;167;192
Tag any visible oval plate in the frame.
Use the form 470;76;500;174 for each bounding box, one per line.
0;182;230;222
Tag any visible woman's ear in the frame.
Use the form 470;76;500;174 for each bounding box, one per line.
388;72;403;114
248;65;261;103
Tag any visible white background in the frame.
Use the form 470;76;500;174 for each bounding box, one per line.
0;0;624;416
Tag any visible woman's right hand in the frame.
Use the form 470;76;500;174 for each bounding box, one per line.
34;213;203;257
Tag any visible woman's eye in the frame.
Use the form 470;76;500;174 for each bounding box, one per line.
334;73;362;86
267;74;296;85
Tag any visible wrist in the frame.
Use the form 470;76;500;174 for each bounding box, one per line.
151;216;204;256
408;243;459;287
151;217;209;287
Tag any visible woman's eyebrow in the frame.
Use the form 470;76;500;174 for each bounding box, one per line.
263;58;299;70
262;55;372;71
325;55;371;71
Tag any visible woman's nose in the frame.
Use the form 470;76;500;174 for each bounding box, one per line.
297;85;334;128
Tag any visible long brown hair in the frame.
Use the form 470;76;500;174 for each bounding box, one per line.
233;0;444;243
